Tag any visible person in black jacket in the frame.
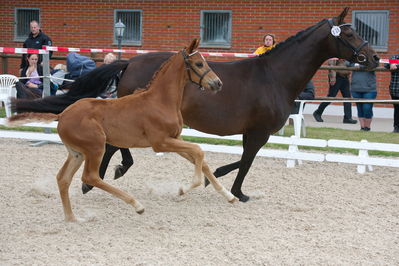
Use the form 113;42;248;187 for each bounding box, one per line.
20;20;53;71
291;80;315;114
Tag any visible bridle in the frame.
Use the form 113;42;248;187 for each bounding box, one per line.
182;49;211;90
327;18;369;63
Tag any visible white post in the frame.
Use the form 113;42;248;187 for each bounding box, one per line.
42;53;50;97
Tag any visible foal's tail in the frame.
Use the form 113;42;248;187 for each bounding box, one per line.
7;112;58;127
11;60;130;114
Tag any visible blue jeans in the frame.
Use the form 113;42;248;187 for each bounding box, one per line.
351;91;377;119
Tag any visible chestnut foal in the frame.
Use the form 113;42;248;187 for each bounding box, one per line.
9;39;236;222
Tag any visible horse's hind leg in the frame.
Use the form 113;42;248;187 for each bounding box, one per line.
82;148;144;214
82;144;120;194
177;152;237;203
115;147;134;179
57;146;84;222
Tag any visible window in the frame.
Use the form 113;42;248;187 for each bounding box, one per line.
352;10;389;51
114;9;142;45
200;10;232;48
15;8;40;41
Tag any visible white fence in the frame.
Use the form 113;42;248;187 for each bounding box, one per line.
0;118;398;174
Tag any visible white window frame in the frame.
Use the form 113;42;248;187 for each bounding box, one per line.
200;10;232;49
352;10;389;52
114;9;142;46
14;7;40;42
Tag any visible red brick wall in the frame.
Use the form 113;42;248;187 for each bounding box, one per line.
1;0;398;103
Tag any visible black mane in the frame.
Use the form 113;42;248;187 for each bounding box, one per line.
259;19;327;57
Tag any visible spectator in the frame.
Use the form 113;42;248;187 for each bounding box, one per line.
350;63;377;131
254;34;277;55
103;53;117;64
20;20;53;71
50;64;68;89
291;80;315;114
16;54;43;99
313;59;357;124
384;54;399;133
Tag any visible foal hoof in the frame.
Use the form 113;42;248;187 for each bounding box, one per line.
229;197;239;204
82;183;94;194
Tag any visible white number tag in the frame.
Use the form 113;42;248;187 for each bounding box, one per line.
331;26;341;37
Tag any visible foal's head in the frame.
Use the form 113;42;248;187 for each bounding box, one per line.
182;39;222;93
327;7;379;70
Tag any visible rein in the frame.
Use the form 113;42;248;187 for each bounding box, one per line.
327;19;368;63
182;49;211;90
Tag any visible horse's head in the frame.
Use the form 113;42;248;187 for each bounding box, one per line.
182;39;222;93
327;7;379;70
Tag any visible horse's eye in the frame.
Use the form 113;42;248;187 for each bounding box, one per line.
195;62;204;68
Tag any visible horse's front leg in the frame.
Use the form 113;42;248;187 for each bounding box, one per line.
230;131;270;202
177;151;237;203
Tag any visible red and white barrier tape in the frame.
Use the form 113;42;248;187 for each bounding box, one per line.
43;46;256;58
0;47;48;54
1;46;399;63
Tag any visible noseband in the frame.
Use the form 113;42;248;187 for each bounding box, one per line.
328;19;368;63
182;49;211;90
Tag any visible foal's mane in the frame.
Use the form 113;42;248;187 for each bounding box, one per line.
259;19;327;58
138;51;181;92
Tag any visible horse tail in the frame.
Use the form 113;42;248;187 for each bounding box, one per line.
11;60;130;114
7;112;58;127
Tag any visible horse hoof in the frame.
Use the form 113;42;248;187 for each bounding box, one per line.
233;191;250;202
178;187;185;196
204;177;210;187
229;197;239;204
114;165;124;180
238;194;250;202
82;183;94;194
136;208;145;215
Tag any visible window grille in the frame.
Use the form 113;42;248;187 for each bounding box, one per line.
200;10;232;48
352;10;389;51
15;8;40;41
115;10;142;45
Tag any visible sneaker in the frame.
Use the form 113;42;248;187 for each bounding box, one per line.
313;111;323;122
393;126;399;133
343;118;357;124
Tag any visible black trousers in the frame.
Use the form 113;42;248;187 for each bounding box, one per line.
315;75;353;119
392;95;399;128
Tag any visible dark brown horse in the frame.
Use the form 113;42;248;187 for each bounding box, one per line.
12;8;379;202
8;39;236;222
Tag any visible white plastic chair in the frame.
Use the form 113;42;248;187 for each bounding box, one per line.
278;100;306;137
0;74;19;117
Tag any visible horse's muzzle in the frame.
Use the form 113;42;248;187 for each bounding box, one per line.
210;79;223;93
364;54;380;70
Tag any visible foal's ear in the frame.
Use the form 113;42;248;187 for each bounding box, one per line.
337;7;349;25
187;38;199;53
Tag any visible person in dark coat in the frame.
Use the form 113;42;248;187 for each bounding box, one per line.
20;20;53;71
384;54;399;133
291;80;315;114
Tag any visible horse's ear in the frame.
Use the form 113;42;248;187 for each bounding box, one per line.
337;7;350;24
187;38;199;53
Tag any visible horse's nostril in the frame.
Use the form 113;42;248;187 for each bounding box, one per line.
217;80;223;88
373;54;380;62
